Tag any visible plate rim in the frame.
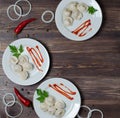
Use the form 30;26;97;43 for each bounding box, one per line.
2;38;50;86
55;0;103;41
33;77;81;118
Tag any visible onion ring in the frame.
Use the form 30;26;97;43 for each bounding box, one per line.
77;105;91;118
14;0;31;17
3;93;15;107
5;101;23;118
41;10;54;23
7;4;22;21
88;109;103;118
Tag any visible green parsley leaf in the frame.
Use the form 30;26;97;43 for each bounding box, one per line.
36;89;43;96
9;45;24;58
37;96;45;103
43;90;49;97
9;45;18;53
13;53;20;58
19;45;24;53
88;6;97;15
36;89;49;103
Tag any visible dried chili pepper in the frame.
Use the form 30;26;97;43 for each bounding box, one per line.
14;87;32;107
14;18;36;34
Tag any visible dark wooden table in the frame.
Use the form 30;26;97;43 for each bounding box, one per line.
0;0;120;118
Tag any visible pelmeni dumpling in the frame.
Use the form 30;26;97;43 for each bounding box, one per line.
62;2;89;27
40;103;48;112
55;100;66;109
71;9;83;20
67;2;78;11
48;106;56;115
55;108;65;117
77;12;83;20
63;9;71;17
13;64;22;73
39;95;66;117
45;95;55;106
18;71;28;80
22;62;33;71
77;3;88;12
63;16;73;26
10;56;18;65
18;55;29;65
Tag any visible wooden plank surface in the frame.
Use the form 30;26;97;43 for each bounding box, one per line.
0;0;120;118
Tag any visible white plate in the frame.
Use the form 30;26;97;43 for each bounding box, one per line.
55;0;103;41
2;38;50;86
33;78;81;118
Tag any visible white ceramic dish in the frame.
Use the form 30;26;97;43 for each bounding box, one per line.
2;38;50;86
55;0;102;41
33;78;81;118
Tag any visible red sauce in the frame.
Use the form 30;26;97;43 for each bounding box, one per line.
36;45;44;63
26;45;44;72
49;83;76;100
72;19;92;37
60;83;76;95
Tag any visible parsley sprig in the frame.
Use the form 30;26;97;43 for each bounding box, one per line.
36;89;49;103
9;45;24;58
88;6;97;15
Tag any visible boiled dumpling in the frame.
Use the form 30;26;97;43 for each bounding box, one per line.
40;103;48;112
63;9;71;17
45;95;55;106
10;56;18;65
48;106;56;115
62;2;88;27
13;64;22;73
18;55;29;65
71;9;83;20
77;12;83;20
18;71;28;80
39;95;66;117
55;108;65;117
22;62;33;71
67;2;78;11
77;3;88;12
55;100;66;109
63;17;73;26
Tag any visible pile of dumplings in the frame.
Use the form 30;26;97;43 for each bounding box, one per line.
10;55;34;80
40;95;66;118
63;2;88;27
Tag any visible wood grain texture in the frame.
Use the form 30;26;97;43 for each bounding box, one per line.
0;0;120;118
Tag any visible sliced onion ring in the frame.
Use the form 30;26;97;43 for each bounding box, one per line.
88;109;103;118
41;10;54;23
3;93;15;107
77;105;91;118
14;0;31;17
7;4;22;21
5;101;23;118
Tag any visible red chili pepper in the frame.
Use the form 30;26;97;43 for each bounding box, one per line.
14;18;37;34
14;87;32;107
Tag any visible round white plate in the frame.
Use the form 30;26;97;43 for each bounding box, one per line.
33;78;81;118
2;38;50;86
55;0;103;41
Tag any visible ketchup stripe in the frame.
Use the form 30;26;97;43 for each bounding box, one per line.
49;84;74;100
26;47;42;72
72;19;92;37
26;46;44;72
36;46;44;63
60;83;76;95
30;48;42;66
